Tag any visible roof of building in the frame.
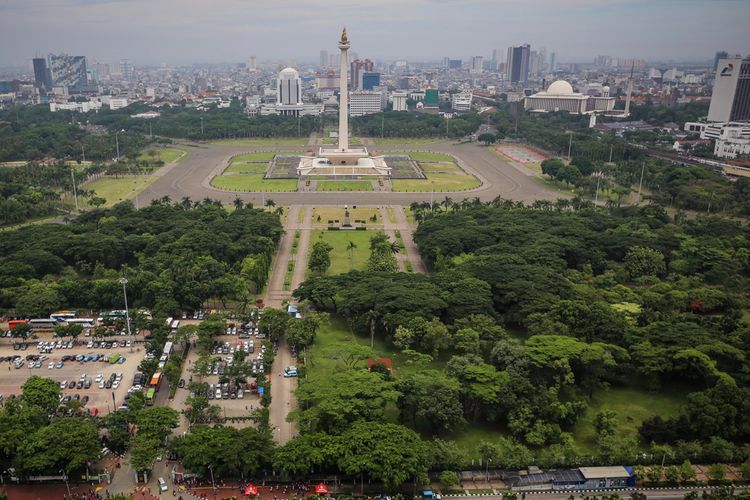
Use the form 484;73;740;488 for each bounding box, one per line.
546;80;574;95
578;466;631;479
279;67;299;79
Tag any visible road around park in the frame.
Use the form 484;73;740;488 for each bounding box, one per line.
138;140;564;206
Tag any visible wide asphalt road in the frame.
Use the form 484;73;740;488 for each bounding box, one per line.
138;140;564;206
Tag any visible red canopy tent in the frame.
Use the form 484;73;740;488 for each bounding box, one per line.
315;483;329;495
244;484;259;496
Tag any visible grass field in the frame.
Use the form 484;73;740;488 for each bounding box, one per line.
308;230;380;275
571;386;686;454
392;172;480;192
211;174;297;192
392;151;454;162
374;138;439;146
312;207;379;224
138;148;185;163
84;176;156;206
212;138;308;147
316;181;373;191
386;207;397;224
225;163;269;174
230;152;278;162
419;162;462;173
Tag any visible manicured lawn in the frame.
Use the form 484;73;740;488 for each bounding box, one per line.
404;206;416;224
212;138;308;147
230;152;278;162
419;162;461;173
312;207;380;225
138;147;185;163
316;181;373;191
225;163;269;174
392;151;454;162
375;138;439;146
392;172;480;192
211;174;297;192
308;230;380;275
84;176;156;206
386;207;397;224
571;386;686;454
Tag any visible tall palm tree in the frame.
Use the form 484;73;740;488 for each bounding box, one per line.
441;196;453;212
346;241;357;269
265;199;276;208
233;197;244;210
180;197;193;210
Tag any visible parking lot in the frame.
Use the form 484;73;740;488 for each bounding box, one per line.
0;334;145;415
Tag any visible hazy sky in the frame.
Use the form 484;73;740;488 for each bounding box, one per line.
1;0;748;66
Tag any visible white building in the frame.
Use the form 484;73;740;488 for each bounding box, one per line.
701;122;750;159
391;91;408;111
50;100;102;113
470;56;484;74
524;80;615;115
349;91;382;116
451;92;473;111
708;56;750;122
259;67;323;116
108;98;129;110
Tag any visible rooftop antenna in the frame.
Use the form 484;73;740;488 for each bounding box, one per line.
624;63;634;118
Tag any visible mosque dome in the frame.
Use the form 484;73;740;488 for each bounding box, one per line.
546;80;574;95
279;67;300;79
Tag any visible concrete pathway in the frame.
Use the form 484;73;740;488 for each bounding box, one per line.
379;207;406;271
392;205;426;273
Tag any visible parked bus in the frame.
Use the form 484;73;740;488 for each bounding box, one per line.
149;371;162;390
162;341;173;359
170;319;180;331
50;311;76;321
64;318;95;328
29;318;63;331
7;319;28;330
145;388;156;405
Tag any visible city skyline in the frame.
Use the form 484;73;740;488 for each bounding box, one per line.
1;0;748;67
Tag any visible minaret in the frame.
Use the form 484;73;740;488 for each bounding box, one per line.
624;63;634;118
338;27;350;151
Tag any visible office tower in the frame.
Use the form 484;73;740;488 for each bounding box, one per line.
492;49;503;70
320;50;328;69
96;63;111;80
350;58;374;90
506;44;531;83
708;55;750;122
248;56;257;71
277;67;302;105
329;54;337;68
32;57;50;89
470;56;484;74
361;71;380;90
48;54;88;90
549;52;557;72
391;91;408;111
119;59;133;81
448;59;462;69
714;51;728;71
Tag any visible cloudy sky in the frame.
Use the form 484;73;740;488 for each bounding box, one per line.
1;0;748;66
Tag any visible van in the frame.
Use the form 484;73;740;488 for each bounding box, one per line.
158;477;168;493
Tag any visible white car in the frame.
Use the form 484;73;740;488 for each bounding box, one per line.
60;380;67;389
158;478;168;493
87;341;94;348
99;381;105;389
48;362;55;369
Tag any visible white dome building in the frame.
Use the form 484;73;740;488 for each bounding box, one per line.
524;79;615;115
259;67;324;117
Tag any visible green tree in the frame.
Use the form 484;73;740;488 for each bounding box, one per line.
309;240;333;274
272;433;337;477
453;328;481;355
478;133;496;146
258;307;290;342
624;246;666;280
396;371;466;434
439;470;459;487
707;463;726;481
15;417;100;475
679;460;696;483
21;376;61;414
594;410;618;438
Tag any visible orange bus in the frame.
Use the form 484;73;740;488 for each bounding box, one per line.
8;320;28;329
149;371;162;390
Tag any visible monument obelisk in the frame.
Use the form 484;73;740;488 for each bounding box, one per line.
338;28;350;151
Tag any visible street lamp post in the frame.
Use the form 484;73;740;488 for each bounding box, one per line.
61;469;71;497
119;277;133;353
115;129;125;162
208;464;217;500
70;165;79;211
567;131;574;160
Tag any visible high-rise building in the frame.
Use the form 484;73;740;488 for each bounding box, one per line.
714;51;729;72
361;71;380;90
329;54;337;68
492;49;503;70
248;56;257;71
48;54;88;90
470;56;484;74
349;91;382;116
708;55;750;122
277;67;302;105
507;44;531;83
119;59;133;81
320;50;328;69
96;63;111;80
32;57;50;89
451;92;473;111
448;59;462;69
350;59;374;90
549;52;557;72
391;91;408;111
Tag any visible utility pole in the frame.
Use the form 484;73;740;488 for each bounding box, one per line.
208;464;217;500
430;181;435;211
200;117;204;137
608;144;613;163
70;166;79;211
381;113;384;138
567;131;573;160
81;144;85;164
119;278;133;353
594;173;601;206
297;115;301;137
637;160;646;203
149;121;153;139
115;131;120;161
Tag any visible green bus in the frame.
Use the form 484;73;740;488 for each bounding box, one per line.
146;388;156;405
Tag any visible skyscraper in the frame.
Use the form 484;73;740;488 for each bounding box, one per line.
32;57;50;89
277;67;302;105
320;50;329;69
248;56;257;71
470;56;484;74
507;44;531;83
361;72;380;90
491;49;503;70
549;52;557;72
350;58;374;90
48;54;88;90
119;59;133;81
708;55;750;122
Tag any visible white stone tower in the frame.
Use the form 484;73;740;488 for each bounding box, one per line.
338;28;350;151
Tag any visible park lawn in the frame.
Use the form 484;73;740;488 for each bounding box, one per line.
211;174;297;192
230;152;278;162
450;424;512;455
212;138;308;147
571;386;686;454
85;175;156;206
392;151;454;162
138;147;184;163
308;229;380;275
226;163;269;174
386;207;397;224
419;162;461;173
404;206;416;224
317;181;373;191
392;172;480;192
312;207;380;225
375;138;439;146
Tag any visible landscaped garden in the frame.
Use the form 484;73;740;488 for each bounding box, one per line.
316;181;373;191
